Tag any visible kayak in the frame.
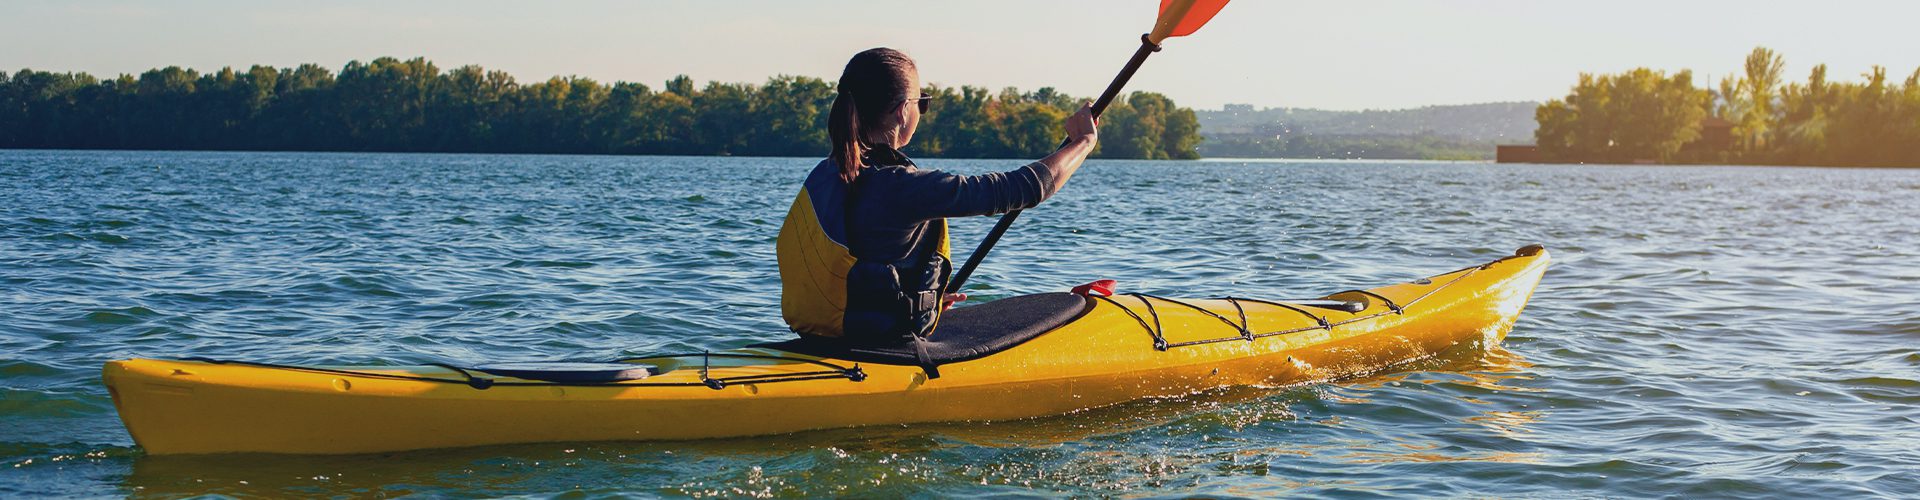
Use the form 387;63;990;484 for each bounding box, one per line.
104;246;1549;456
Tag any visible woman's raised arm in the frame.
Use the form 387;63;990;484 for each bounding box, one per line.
1031;101;1098;198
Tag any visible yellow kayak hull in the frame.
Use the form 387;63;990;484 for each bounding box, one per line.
105;247;1549;455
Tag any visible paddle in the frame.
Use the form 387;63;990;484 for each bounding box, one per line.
947;0;1234;295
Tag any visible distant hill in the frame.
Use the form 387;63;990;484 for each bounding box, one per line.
1195;102;1539;160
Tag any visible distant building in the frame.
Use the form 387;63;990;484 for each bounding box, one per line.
1496;145;1540;163
1684;115;1736;154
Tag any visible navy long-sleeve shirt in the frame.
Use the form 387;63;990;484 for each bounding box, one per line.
844;160;1056;265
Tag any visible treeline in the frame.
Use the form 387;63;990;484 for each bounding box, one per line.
1535;47;1920;167
1200;133;1492;161
0;57;1201;159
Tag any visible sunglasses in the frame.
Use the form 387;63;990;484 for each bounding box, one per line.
909;96;933;113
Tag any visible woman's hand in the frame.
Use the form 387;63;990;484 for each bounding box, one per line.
1031;101;1098;199
942;292;968;310
1064;101;1097;145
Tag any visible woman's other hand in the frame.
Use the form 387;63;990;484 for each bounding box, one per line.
1065;101;1097;145
1031;101;1098;199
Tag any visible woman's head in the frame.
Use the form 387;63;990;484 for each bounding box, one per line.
829;47;921;182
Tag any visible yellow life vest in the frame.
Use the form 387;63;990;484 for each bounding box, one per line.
777;160;949;339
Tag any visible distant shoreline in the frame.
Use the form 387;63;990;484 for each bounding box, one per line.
0;146;1163;163
0;145;1507;163
0;145;1470;163
1503;161;1919;169
11;147;1915;169
0;59;1203;161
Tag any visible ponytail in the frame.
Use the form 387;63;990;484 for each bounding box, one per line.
828;48;917;184
828;93;865;183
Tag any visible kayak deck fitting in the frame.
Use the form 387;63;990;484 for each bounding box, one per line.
104;246;1550;456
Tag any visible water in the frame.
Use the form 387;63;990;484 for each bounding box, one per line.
2;150;1916;497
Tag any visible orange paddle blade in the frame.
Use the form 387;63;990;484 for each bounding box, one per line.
1149;0;1231;44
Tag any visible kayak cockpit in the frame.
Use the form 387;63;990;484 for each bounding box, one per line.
756;292;1092;365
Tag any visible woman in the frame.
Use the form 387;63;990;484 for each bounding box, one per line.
777;47;1097;348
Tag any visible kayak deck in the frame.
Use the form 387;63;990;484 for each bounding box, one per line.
104;246;1550;455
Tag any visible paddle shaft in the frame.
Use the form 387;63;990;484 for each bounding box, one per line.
947;35;1163;295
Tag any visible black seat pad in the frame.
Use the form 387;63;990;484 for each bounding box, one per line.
757;293;1092;365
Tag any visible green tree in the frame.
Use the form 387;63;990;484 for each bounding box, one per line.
645;78;701;155
427;65;513;151
1775;64;1832;164
1132;92;1202;159
1535;69;1709;163
1730;47;1786;155
749;76;834;156
335;57;439;150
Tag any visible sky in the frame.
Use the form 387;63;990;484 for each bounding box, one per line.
4;0;1919;111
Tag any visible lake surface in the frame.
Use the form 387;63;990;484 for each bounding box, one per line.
2;150;1916;497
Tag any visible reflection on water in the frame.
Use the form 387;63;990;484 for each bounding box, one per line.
4;151;1918;497
1456;346;1539;387
1466;411;1545;440
1334;443;1543;465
